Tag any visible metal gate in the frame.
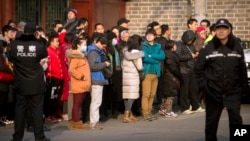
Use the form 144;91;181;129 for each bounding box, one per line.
15;0;69;33
46;0;69;33
15;0;41;24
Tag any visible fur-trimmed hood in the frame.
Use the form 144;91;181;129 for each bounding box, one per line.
66;49;85;59
212;34;235;49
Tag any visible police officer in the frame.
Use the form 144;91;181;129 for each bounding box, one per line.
10;22;50;141
195;18;248;141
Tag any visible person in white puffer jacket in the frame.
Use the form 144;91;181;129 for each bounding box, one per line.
121;35;144;123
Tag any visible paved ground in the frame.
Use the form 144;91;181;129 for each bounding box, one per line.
1;104;250;141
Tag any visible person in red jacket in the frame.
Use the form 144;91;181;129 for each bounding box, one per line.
44;34;64;122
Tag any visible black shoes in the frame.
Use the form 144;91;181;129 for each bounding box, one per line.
11;138;50;141
26;126;51;132
35;137;50;141
0;120;6;126
43;126;51;131
12;137;50;141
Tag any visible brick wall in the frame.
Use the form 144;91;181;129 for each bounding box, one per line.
125;0;250;41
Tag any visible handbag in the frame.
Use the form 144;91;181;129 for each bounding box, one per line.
131;61;145;81
0;71;14;82
100;54;113;79
102;66;113;79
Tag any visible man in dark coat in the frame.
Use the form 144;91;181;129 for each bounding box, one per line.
176;30;204;114
10;22;50;141
195;18;249;141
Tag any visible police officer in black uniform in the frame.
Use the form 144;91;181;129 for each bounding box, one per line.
10;22;50;141
195;18;248;141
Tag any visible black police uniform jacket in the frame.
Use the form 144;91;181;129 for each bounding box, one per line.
10;35;48;95
195;35;248;102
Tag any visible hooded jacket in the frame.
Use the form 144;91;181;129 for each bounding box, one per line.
163;50;182;97
67;49;91;94
121;48;144;99
176;30;196;75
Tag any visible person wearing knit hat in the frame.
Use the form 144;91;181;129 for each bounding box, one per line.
196;26;205;33
194;26;207;52
69;9;77;16
64;8;78;33
196;26;207;40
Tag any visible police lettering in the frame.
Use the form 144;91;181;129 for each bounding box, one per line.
17;52;36;57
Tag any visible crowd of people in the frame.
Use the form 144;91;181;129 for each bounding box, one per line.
0;8;248;141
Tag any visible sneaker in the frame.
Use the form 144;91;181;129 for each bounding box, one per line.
0;119;6;126
43;126;51;132
189;105;192;110
62;114;69;121
47;116;59;123
149;114;158;120
193;107;205;113
158;109;167;116
57;118;62;122
90;123;104;130
142;115;152;122
1;118;14;125
165;111;178;118
182;109;194;115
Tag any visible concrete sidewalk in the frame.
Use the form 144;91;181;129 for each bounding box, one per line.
1;104;250;141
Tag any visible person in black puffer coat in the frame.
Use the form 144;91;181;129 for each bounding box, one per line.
159;40;182;118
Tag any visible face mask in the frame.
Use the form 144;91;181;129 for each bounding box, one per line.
112;39;118;46
3;48;7;53
81;45;87;52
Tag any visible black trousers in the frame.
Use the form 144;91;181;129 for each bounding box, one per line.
179;74;199;111
81;92;91;122
205;94;242;141
13;94;45;140
44;77;64;117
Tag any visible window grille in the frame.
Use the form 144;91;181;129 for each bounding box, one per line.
15;0;41;24
15;0;69;34
46;0;69;34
